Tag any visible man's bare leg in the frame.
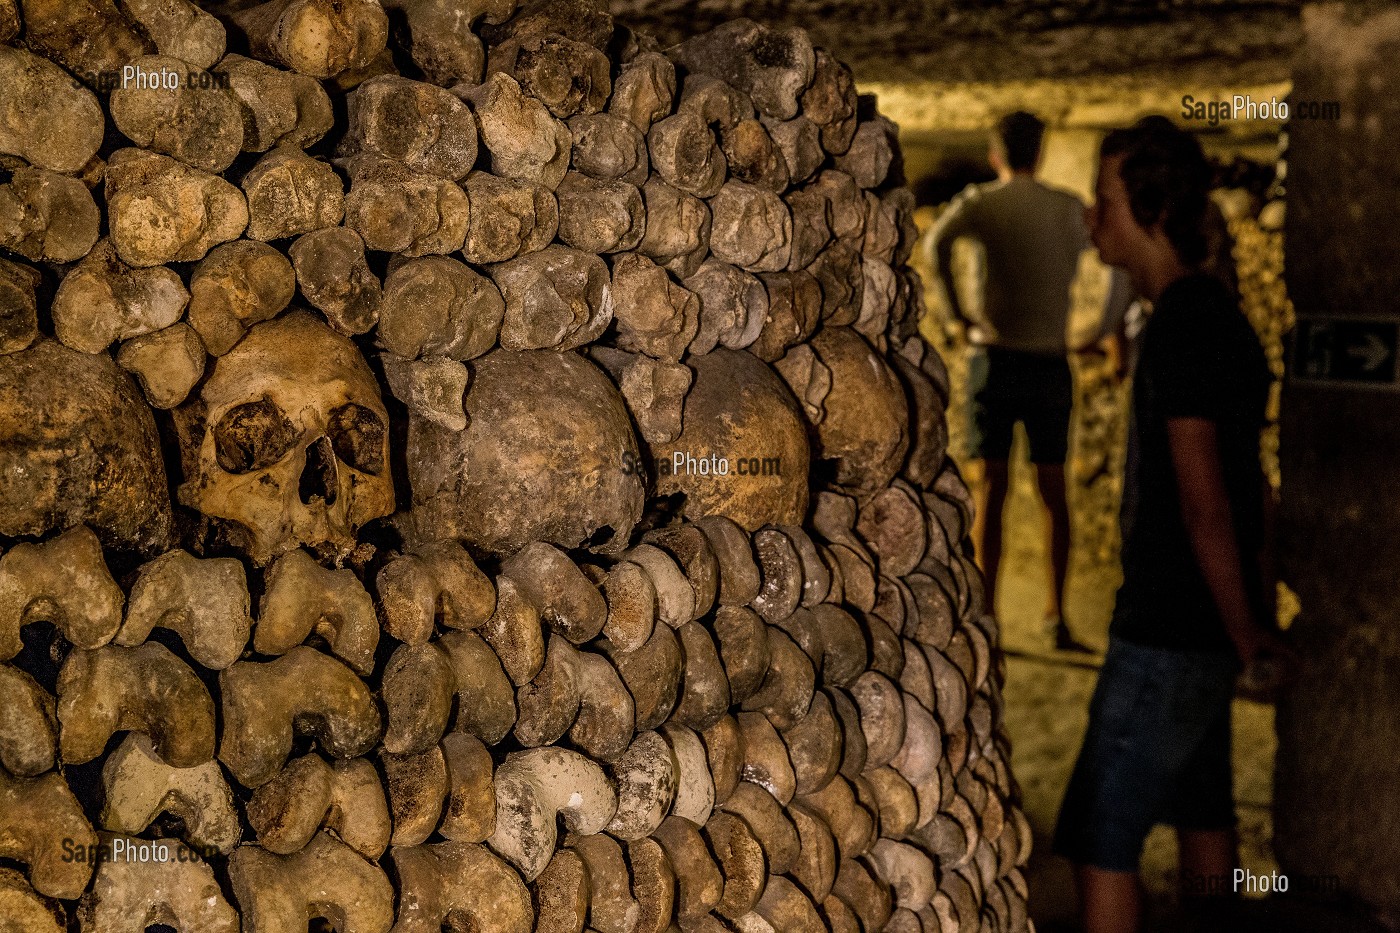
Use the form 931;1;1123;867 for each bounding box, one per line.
1177;828;1240;930
1035;462;1089;651
973;458;1010;611
1076;864;1143;933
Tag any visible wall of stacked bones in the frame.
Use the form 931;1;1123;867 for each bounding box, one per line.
0;0;1031;929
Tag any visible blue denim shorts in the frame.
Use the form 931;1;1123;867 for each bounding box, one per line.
1053;636;1239;872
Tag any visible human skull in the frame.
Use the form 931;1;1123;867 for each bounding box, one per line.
174;311;394;565
0;339;173;555
647;348;811;531
406;348;645;557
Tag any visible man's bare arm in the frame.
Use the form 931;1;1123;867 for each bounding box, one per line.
1166;417;1264;662
928;200;973;326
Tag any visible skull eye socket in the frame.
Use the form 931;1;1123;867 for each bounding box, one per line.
328;403;386;476
213;398;299;474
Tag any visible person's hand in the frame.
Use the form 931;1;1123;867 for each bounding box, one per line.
1235;627;1298;702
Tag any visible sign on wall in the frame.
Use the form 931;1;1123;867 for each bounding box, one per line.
1291;315;1400;389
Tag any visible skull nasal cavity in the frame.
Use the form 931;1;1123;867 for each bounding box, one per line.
300;436;339;507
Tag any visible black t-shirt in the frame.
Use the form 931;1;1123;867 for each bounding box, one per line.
1111;273;1271;652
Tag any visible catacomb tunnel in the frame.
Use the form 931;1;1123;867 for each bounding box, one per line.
0;0;1395;931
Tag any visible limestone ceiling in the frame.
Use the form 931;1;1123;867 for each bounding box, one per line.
606;1;1303;84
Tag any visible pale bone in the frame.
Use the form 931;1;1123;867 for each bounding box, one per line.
228;832;394;932
215;54;335;152
288;226;382;335
750;527;803;623
0;664;56;778
240;147;345;241
456;72;571;190
101;733;241;855
0;526;123;662
52;238;188;354
106;326;207;412
245;753;389;856
501;541;608;644
487;746;617;881
219;646;381;787
109;54;243;172
662;722;716;826
0;46;104;174
0;768;97;899
105;148;247;266
342;153;470;256
231;0;389;79
0;166;100;263
867;840;935;912
666;19;815;120
390;841;534;933
864;766;917;838
763;115;823;186
85;836;240;932
377;255;504;360
890;694;942;787
643;524;719;623
489;244;612;351
341;74;478;179
58;642;215;768
624;543;695;629
605;731;678;840
381;355;470;431
376;541;496;646
609;251;701;362
254;548;378;674
438;732;499;842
